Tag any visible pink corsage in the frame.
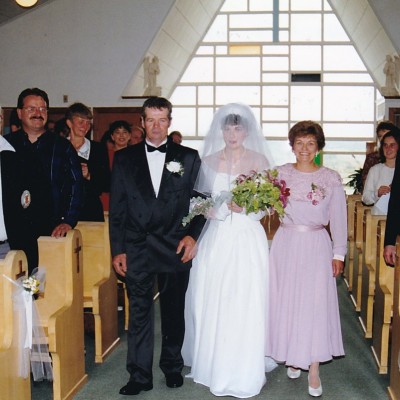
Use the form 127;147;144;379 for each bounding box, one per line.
307;183;326;205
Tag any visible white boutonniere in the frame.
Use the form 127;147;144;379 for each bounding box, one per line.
166;161;184;176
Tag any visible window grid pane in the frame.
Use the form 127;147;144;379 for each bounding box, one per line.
170;0;377;175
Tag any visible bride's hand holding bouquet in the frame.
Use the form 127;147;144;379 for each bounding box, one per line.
231;169;290;217
182;170;290;225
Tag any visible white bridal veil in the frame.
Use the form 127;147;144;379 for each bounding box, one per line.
194;103;273;197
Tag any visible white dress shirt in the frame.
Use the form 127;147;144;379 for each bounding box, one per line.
145;139;167;197
0;136;16;241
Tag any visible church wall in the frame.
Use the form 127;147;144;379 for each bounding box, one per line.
0;0;174;108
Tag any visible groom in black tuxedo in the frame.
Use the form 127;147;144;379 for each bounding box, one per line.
109;97;204;396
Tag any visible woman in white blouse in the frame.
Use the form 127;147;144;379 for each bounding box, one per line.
362;130;400;215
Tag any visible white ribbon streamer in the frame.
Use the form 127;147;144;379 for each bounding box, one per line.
2;269;53;381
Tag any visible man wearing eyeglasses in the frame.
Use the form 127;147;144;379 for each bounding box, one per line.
5;88;83;273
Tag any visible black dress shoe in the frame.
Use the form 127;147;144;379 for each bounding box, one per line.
165;373;184;388
119;381;153;395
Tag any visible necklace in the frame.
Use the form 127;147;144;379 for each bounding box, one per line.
223;147;246;166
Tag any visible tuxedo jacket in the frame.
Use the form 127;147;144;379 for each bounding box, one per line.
109;140;204;273
0;149;25;250
385;152;400;246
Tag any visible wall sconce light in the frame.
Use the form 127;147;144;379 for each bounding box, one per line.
16;0;38;7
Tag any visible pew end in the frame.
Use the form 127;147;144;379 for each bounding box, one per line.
359;211;386;338
345;194;361;290
76;220;120;363
36;230;88;400
351;201;370;311
372;220;394;374
0;250;31;400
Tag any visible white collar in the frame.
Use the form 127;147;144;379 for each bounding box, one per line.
0;136;15;152
69;137;91;160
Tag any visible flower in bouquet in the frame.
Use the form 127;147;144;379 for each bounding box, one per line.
307;183;326;205
22;275;40;295
231;169;290;217
182;196;214;226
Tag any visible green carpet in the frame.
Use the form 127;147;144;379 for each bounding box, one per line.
31;278;389;399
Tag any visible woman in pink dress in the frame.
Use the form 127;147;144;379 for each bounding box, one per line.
266;121;347;397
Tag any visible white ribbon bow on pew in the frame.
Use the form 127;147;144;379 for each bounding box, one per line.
2;268;53;382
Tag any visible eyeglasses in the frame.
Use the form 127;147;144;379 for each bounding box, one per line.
22;106;48;114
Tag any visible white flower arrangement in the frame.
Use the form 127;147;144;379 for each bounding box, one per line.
22;275;40;295
166;160;184;176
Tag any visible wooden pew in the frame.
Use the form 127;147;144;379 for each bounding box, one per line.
388;236;400;399
76;219;120;363
359;211;386;338
372;220;393;374
36;230;88;400
345;194;361;290
0;251;31;400
351;201;370;311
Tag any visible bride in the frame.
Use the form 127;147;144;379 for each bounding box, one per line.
182;103;276;398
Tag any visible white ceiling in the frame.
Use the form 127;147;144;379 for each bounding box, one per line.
2;0;400;98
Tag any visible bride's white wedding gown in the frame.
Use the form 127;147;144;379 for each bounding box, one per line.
182;173;275;398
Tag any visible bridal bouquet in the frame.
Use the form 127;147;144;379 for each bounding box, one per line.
231;169;290;217
182;169;290;226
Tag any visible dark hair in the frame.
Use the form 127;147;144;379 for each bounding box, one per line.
17;88;49;109
379;129;400;162
221;114;248;130
109;120;132;134
141;97;172;120
101;129;114;145
54;118;70;138
65;102;92;121
169;130;182;139
376;120;397;136
9;108;20;127
288;120;325;150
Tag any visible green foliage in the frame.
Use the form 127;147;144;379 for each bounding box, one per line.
182;196;213;226
231;169;289;217
347;168;363;194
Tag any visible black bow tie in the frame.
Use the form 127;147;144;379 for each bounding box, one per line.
146;142;167;153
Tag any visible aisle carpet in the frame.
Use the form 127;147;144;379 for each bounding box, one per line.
32;278;389;400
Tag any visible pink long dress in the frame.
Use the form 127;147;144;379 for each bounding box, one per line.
266;163;346;369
